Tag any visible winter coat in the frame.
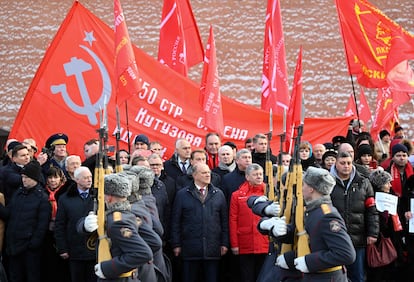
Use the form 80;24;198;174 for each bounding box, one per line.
221;167;247;203
170;183;229;260
158;171;176;207
229;181;269;254
163;154;185;180
0;162;23;204
151;178;170;238
0;183;50;256
252;150;277;172
176;167;221;191
330;167;379;247
54;182;96;260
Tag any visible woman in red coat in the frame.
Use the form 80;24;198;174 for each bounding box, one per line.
229;163;269;282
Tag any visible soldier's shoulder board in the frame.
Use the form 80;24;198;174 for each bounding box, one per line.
113;211;122;222
320;204;332;214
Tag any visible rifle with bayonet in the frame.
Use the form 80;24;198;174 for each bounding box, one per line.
293;124;310;257
280;135;296;254
265;109;275;201
277;109;287;213
114;106;123;173
280;124;302;254
94;105;112;263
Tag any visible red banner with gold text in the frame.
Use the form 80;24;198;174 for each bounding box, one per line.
9;2;350;160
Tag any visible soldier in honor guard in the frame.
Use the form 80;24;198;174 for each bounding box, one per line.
85;173;153;282
264;167;356;281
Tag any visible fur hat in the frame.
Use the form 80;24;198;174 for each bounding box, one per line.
129;165;154;195
134;134;150;146
369;168;392;190
104;173;131;198
392;143;408;157
303;166;336;195
120;171;139;194
21;160;42;182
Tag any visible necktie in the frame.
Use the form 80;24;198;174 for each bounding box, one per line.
200;188;205;196
80;192;88;199
181;162;187;174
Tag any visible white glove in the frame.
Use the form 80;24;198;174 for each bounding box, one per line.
259;217;279;231
254;195;268;205
271;216;287;237
94;263;106;279
84;211;98;232
294;256;309;273
264;202;281;216
276;254;289;269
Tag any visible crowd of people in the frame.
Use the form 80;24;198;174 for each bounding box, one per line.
0;119;413;282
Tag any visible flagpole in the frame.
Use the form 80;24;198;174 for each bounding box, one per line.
125;101;131;154
335;0;361;123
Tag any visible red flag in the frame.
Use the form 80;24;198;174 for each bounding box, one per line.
286;47;303;147
8;2;351;162
158;0;203;76
358;87;372;123
370;87;410;139
199;25;224;134
114;0;142;105
335;0;414;90
344;87;371;125
261;0;290;112
387;60;414;92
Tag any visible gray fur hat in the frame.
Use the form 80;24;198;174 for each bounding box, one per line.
119;171;139;194
104;173;132;198
129;165;154;195
303;166;336;195
369;168;392;190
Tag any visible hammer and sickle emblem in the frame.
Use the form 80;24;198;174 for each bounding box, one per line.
50;45;112;125
383;98;393;109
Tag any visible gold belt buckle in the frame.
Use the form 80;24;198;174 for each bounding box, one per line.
119;270;134;278
318;265;342;273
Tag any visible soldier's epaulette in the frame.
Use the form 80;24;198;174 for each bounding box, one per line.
113;211;122;222
320;204;332;214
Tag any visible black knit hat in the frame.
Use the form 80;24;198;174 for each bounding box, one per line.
379;130;390;139
357;144;373;159
322;150;337;163
134;134;149;146
21;160;42;182
392;143;408;157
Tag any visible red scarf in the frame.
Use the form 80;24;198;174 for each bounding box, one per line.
390;163;414;197
47;184;64;219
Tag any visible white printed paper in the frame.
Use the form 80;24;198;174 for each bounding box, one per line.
375;192;398;215
410;199;414;233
